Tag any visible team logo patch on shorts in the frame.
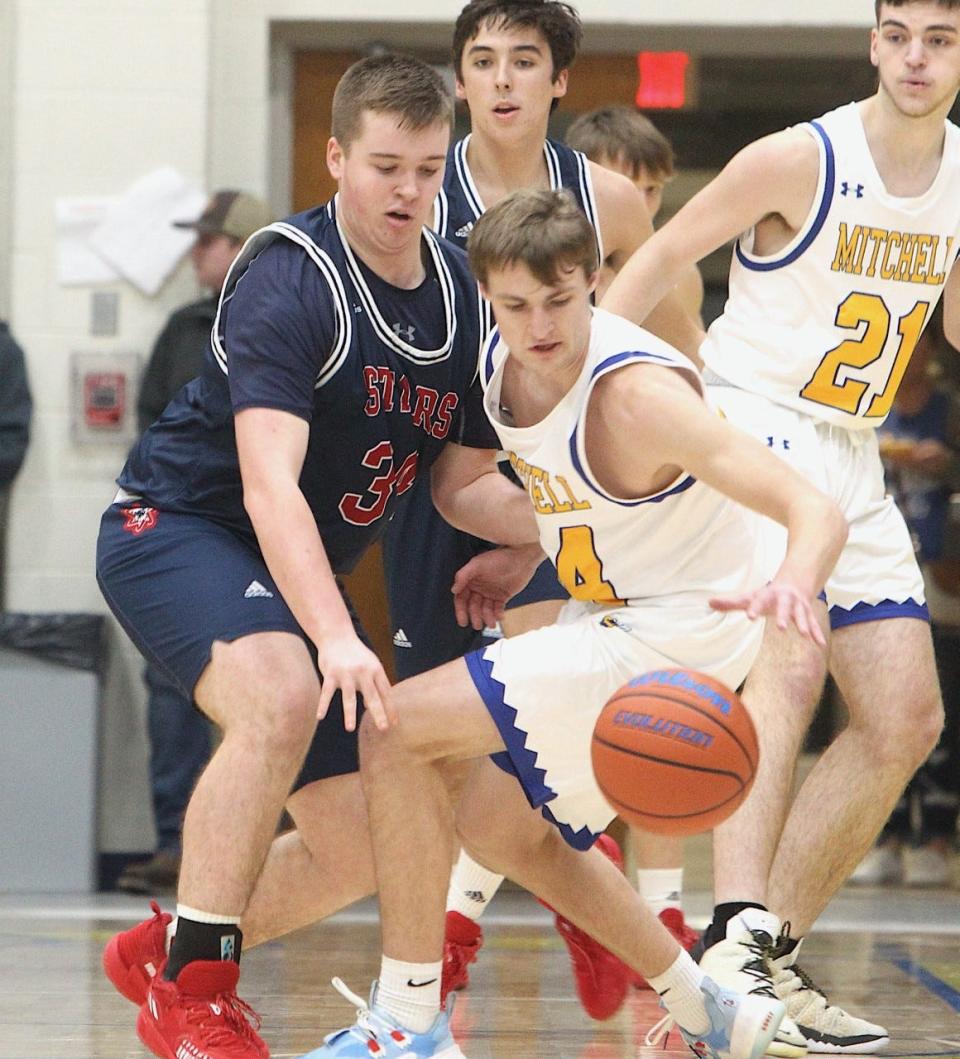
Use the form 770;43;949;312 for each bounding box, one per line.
121;506;158;536
600;613;631;631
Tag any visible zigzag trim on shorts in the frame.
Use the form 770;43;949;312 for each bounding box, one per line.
828;597;929;630
464;648;552;808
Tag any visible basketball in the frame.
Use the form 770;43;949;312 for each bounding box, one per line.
591;669;758;836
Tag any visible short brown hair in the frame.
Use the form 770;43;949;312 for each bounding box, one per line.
468;188;598;286
331;54;454;151
566;105;674;182
875;0;960;20
453;1;582;82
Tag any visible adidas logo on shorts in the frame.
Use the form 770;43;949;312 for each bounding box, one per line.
393;628;412;648
244;580;274;599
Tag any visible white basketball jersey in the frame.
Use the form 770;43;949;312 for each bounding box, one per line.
480;308;760;605
702;102;960;430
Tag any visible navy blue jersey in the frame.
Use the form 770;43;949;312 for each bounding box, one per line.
119;197;494;575
433;136;604;260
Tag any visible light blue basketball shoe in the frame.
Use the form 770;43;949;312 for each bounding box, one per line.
297;978;466;1058
646;974;788;1059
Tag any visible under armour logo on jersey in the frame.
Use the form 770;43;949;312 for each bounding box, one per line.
841;181;864;198
393;628;412;648
392;322;416;341
455;222;474;238
244;580;274;599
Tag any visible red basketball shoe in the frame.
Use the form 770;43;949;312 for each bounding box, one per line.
441;910;484;1005
103;900;170;1005
632;907;701;990
137;959;268;1059
548;833;631;1021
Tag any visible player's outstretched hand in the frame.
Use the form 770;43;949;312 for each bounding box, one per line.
710;581;827;647
452;543;544;631
316;633;394;732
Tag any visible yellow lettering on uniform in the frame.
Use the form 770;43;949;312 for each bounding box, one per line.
541;473;573;514
911;235;933;283
927;235;952;285
880;232;901;280
853;227;871;273
893;234;916;283
528;468;558;515
831;223;861;274
865;228;888;278
509;453;529;489
554;474;591;512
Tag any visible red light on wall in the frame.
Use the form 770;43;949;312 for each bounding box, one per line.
636;51;690;109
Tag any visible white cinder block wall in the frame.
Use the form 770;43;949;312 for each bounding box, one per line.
4;0;872;615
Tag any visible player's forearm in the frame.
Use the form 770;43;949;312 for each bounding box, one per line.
600;231;686;333
434;469;539;546
642;290;706;367
244;481;355;644
775;493;848;599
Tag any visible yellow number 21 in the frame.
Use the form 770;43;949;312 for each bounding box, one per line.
800;293;929;418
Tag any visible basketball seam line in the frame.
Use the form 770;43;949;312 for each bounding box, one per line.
605;688;756;765
599;781;747;821
592;733;747;785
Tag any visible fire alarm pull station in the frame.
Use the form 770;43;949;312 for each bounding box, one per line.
71;352;141;445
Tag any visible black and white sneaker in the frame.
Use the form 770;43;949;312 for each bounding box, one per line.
768;941;888;1054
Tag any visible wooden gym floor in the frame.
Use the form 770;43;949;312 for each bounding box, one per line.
1;872;959;1059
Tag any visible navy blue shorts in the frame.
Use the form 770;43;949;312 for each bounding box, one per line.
382;470;569;679
96;501;363;787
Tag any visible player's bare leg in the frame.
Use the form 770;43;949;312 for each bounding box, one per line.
178;633;318;917
769;617;943;934
712;609;830;907
697;612;828;1058
240;774;376;947
343;658;784;1057
445;598;565;998
457;760;678;977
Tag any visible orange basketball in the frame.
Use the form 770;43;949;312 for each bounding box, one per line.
591;669;758;836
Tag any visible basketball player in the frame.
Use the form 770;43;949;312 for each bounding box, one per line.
381;0;703;1016
564;102;711;976
96;54;514;1059
602;1;960;1051
299;187;845;1058
566;103;705;322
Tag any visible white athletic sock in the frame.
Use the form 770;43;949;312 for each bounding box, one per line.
637;868;684;916
376;955;442;1033
648;949;709;1034
446;850;504;921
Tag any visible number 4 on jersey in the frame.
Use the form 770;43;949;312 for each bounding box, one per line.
555;524;624;605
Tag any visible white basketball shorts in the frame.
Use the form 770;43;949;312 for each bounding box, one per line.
705;378;926;630
465;596;761;849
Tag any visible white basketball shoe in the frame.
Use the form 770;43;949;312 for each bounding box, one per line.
698;910;809;1058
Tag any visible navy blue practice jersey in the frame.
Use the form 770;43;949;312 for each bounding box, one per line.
119;197;494;574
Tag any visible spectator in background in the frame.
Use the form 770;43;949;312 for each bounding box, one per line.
0;322;32;610
566;104;704;324
852;305;960;888
117;189;273;895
